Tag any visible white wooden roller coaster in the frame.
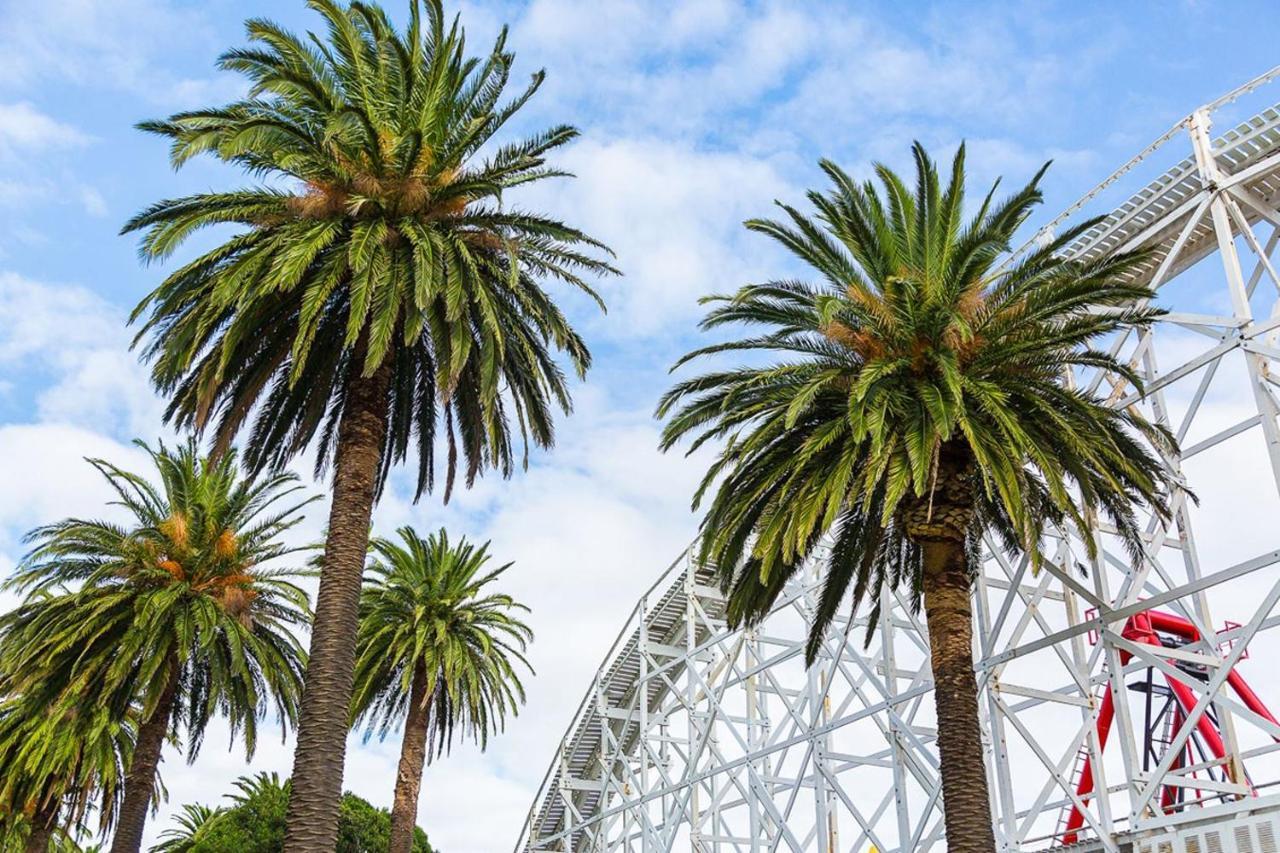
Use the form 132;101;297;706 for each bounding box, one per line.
515;67;1280;853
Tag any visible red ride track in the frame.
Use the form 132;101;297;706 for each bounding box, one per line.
1061;610;1280;845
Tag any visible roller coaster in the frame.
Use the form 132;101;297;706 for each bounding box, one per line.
515;68;1280;852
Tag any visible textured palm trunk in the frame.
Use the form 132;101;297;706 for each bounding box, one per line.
109;656;180;853
900;442;995;853
388;664;432;853
283;355;393;853
24;801;57;853
24;826;52;853
920;536;996;853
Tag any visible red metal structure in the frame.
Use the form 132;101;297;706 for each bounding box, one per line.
1060;610;1280;845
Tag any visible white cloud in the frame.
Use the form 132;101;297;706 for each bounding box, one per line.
0;423;147;553
78;185;108;217
0;176;114;220
533;137;795;337
0;178;49;209
0;102;88;158
517;0;734;63
503;0;817;140
496;0;1117;159
0;272;163;436
0;0;219;102
0;272;118;360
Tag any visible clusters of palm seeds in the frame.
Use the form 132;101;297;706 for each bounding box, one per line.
0;2;1180;853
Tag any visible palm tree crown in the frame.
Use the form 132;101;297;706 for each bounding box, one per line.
0;441;314;853
658;144;1181;853
659;143;1177;657
124;0;617;499
3;440;313;745
352;526;531;752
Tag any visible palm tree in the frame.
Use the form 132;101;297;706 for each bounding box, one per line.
0;441;313;853
122;2;613;845
148;805;222;853
352;527;530;853
657;143;1180;852
0;697;133;853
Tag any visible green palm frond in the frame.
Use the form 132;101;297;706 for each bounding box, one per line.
149;803;224;852
125;0;616;500
660;142;1180;664
0;697;135;842
0;440;314;766
351;527;531;756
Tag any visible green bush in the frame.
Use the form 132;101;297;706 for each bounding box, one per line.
152;774;434;853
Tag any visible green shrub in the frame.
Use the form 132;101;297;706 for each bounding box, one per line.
152;774;434;852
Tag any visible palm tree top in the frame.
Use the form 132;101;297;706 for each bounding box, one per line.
10;439;314;590
124;0;617;499
0;439;314;759
351;526;532;755
659;142;1180;658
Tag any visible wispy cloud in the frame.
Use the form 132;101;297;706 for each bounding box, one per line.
0;0;230;107
0;272;163;437
0;102;88;158
529;136;795;337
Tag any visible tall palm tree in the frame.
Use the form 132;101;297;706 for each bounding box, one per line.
122;2;613;845
657;143;1180;852
0;697;133;853
351;527;530;853
0;441;313;853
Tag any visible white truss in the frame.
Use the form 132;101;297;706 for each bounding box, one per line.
514;69;1280;853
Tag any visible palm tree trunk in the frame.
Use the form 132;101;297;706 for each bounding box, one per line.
388;664;432;853
110;656;180;853
284;354;393;853
24;801;57;853
920;536;996;853
24;825;53;853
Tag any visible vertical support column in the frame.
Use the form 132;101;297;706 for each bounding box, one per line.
685;568;704;851
1191;108;1280;500
881;583;916;850
973;566;1016;850
659;715;671;845
1188;109;1254;785
559;743;576;853
823;668;839;853
806;569;835;853
637;598;652;852
745;628;764;853
1086;510;1144;824
1064;545;1114;843
707;721;720;853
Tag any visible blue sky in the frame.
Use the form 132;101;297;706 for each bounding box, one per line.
1;1;1279;850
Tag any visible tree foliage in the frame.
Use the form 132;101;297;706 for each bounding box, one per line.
124;0;618;501
351;527;532;752
658;142;1180;661
150;774;435;853
0;440;314;756
0;697;133;844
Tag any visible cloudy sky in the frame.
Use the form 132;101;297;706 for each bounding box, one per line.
2;1;1280;850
